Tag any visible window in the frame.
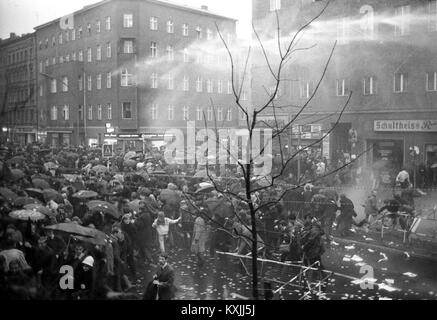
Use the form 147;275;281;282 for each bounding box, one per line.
39;41;42;50
123;14;133;28
207;29;213;40
270;0;281;11
227;80;233;94
39;85;43;97
395;6;411;36
167;20;174;33
394;73;407;93
242;90;248;101
45;59;49;67
87;48;92;62
59;56;64;64
227;109;232;121
196;26;203;40
45;38;49;48
151;73;159;88
167;46;174;61
168;74;174;90
52;36;56;47
426;72;437;91
168;105;175;120
363;76;376;95
72;52;76;61
337;18;349;45
123;40;133;54
78;50;83;61
65;31;69;42
207;107;213;121
39;61;43;73
429;1;437;32
78;75;83;91
217;107;223;121
196;77;203;92
196;52;203;64
96;45;101;60
52;57;56;65
87;75;92;91
196;107;203;121
97;105;102;120
65;54;70;62
63;105;69;120
78;105;83;121
150;17;158;30
107;103;112;120
87;23;91;35
183;48;189;62
182;23;189;36
78;26;82;39
300;81;313;98
50;79;57;93
151;104;158;120
122;102;132;119
97;74;102;90
183;76;189;91
181;106;189;120
51;106;57;120
207;79;213;93
62;76;68;92
121;69;133;86
106;42;112;58
72;29;76;41
150;42;157;57
105;17;111;31
96;20;101;33
88;105;93;120
59;33;63;44
217;80;223;94
336;79;348;96
107;72;112;88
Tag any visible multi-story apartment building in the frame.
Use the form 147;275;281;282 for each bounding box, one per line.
0;33;37;145
35;0;238;150
252;0;437;182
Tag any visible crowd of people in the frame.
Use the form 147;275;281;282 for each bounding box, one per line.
0;142;425;300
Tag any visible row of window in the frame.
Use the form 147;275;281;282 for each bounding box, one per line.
49;103;236;122
7;86;34;104
6;109;36;124
5;48;33;66
288;72;437;100
7;64;34;84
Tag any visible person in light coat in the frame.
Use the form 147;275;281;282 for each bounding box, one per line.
152;211;181;254
191;211;207;267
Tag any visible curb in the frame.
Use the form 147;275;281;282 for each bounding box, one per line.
331;236;437;263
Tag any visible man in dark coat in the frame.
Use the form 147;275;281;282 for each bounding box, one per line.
134;202;154;265
337;194;357;237
143;253;176;300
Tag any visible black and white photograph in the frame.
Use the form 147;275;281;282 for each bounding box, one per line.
0;0;437;303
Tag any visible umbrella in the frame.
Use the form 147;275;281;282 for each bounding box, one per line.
44;162;59;170
92;165;108;174
14;196;42;207
194;170;216;178
9;209;46;222
128;199;141;213
10;169;25;181
431;163;437;169
195;183;215;194
64;152;79;159
87;200;120;219
205;198;234;218
44;223;107;240
72;190;98;199
6;156;26;165
24;204;54;217
63;174;80;182
43;188;63;203
152;170;166;175
160;189;180;205
124;151;137;161
0;187;18;203
71;234;107;246
33;178;51;189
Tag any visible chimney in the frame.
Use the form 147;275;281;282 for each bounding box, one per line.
201;5;208;10
10;32;17;39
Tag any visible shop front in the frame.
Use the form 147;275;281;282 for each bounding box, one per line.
104;133;144;153
47;131;72;147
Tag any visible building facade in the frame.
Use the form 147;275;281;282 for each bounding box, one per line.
0;33;37;144
252;0;437;182
34;0;238;151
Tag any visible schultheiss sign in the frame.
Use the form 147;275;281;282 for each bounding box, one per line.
374;120;437;132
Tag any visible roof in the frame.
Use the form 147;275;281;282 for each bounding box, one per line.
34;0;236;30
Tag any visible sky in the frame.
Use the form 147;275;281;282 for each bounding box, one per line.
0;0;252;40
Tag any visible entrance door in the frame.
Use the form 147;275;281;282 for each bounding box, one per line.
330;123;352;161
367;139;404;185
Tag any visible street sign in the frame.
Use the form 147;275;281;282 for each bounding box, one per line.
102;144;113;158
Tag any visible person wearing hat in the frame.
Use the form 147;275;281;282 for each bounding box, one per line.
73;255;95;299
143;253;175;300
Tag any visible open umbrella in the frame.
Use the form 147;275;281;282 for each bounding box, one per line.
195;183;215;194
24;204;54;217
43;188;63;203
44;162;59;171
160;188;180;206
71;234;107;246
72;190;98;199
124;151;137;161
205;198;234;219
6;156;26;165
14;196;42;207
33;178;51;190
10;169;25;181
128;199;141;213
123;159;137;168
63;174;80;183
87;200;120;219
9;209;46;222
0;187;18;203
44;223;107;240
92;165;108;174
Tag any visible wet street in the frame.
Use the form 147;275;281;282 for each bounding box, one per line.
132;239;437;300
